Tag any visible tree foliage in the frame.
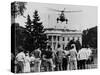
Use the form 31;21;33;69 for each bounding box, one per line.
11;1;26;18
12;10;47;55
82;26;97;48
11;23;28;55
66;38;81;52
24;10;47;52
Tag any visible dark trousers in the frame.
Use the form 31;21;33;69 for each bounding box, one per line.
62;58;68;70
77;60;80;69
56;62;62;71
79;60;86;69
16;61;24;73
56;57;63;71
11;60;15;73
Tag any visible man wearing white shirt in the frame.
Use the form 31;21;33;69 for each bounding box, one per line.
77;45;88;69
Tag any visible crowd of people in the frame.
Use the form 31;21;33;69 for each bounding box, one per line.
11;44;93;73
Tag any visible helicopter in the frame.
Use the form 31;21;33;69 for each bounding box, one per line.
48;8;82;24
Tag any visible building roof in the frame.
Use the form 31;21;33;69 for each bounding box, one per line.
44;28;82;34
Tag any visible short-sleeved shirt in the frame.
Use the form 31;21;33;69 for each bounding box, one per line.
56;48;64;63
16;52;25;61
69;48;77;60
34;49;41;58
56;48;64;57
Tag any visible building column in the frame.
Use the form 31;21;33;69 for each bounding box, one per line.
51;36;54;51
65;37;68;48
79;37;82;45
55;36;58;50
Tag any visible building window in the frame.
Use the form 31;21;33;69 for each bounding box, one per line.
63;37;65;41
58;36;60;41
48;36;52;41
63;44;65;50
57;43;60;48
53;36;56;41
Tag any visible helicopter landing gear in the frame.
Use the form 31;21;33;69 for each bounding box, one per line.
57;17;68;24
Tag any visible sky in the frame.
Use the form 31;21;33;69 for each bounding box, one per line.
15;2;97;31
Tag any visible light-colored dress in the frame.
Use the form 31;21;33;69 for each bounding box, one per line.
30;56;35;72
23;56;31;73
16;52;25;73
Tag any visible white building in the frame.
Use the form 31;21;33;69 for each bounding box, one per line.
45;28;82;51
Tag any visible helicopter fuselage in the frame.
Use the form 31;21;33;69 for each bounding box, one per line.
57;11;68;24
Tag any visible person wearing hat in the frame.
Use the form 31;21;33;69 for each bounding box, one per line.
77;45;89;69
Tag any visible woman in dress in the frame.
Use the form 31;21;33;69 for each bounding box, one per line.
30;53;36;72
23;51;31;73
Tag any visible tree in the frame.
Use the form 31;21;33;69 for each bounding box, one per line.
25;15;32;32
82;26;97;48
24;10;47;52
67;39;75;50
32;10;47;50
82;29;88;47
75;39;81;52
23;15;34;51
11;1;26;18
11;23;28;55
86;26;97;48
11;1;27;49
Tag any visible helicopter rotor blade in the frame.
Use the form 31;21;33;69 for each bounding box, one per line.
64;10;82;13
47;8;61;12
47;7;82;13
